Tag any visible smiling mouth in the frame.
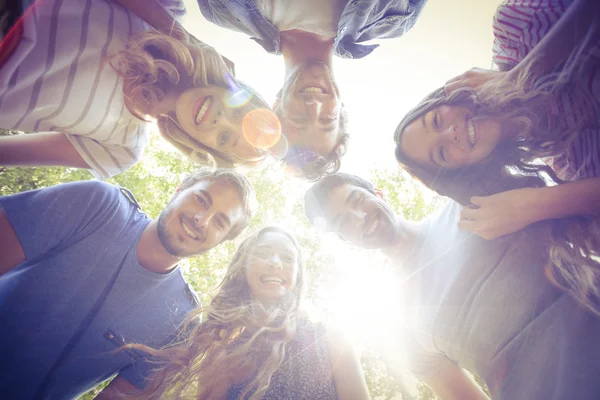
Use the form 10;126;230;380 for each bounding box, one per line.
363;213;381;239
300;86;326;94
181;218;199;240
194;96;213;126
467;116;476;147
260;275;284;286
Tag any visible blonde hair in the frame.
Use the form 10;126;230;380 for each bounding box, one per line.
128;227;306;399
108;30;270;168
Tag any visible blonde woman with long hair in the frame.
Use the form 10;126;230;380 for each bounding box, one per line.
105;226;370;400
0;0;272;179
393;0;600;315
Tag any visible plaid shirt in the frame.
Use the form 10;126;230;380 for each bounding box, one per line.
197;0;427;59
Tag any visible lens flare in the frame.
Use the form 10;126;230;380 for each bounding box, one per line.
225;75;253;108
242;108;282;150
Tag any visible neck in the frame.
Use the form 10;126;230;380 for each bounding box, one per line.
280;30;335;80
381;217;422;264
136;220;181;274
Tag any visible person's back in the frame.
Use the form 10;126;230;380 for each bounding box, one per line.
0;181;198;399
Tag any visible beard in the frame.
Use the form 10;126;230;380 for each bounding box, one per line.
156;206;189;258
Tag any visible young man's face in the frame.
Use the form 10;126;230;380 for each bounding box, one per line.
157;179;245;257
276;62;343;157
320;183;397;249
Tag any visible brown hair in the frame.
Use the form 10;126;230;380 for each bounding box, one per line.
129;227;306;399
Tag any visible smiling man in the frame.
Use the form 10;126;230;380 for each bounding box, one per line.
0;168;254;399
305;172;600;400
197;0;428;180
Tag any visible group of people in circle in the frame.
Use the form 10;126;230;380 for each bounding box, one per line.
1;0;600;399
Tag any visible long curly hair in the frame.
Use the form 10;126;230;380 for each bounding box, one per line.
108;30;270;168
393;36;600;315
128;226;306;400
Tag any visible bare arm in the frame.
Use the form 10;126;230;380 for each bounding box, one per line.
326;332;370;400
0;208;26;275
0;132;91;169
423;361;490;400
459;179;600;240
94;376;142;399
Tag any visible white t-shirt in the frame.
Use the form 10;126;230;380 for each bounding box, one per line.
0;0;151;179
256;0;348;38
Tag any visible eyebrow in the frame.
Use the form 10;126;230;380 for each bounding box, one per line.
320;125;336;134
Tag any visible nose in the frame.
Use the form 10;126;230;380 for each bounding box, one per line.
268;253;283;270
442;123;459;144
349;209;367;227
306;99;322;121
193;212;210;232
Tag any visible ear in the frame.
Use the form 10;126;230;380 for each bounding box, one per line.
174;186;182;194
374;187;386;201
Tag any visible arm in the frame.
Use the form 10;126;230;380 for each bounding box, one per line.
0;132;91;169
326;332;371;400
422;361;490;400
446;0;600;92
459;179;600;240
0;208;26;275
94;375;142;399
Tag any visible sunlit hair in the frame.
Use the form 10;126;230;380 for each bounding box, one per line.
108;30;270;168
127;227;306;400
392;32;600;315
176;168;256;241
304;172;375;225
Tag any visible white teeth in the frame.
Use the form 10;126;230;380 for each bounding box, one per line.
181;221;197;239
260;276;283;285
302;87;324;94
195;98;212;125
467;119;476;146
366;217;379;236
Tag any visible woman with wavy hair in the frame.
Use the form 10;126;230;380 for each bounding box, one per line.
393;0;600;315
0;0;272;179
110;226;369;400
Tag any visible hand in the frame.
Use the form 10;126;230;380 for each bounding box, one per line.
458;188;542;240
444;67;506;95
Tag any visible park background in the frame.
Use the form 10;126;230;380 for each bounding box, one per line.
0;0;503;398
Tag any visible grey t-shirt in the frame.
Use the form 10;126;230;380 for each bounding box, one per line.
403;202;600;400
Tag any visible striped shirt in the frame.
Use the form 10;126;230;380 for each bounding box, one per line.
0;0;171;179
492;0;600;181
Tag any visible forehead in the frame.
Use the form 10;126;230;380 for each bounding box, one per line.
322;184;369;219
400;111;436;170
281;119;339;157
188;179;244;214
255;231;297;253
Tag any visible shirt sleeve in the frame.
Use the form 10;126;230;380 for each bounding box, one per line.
0;181;122;263
66;134;146;180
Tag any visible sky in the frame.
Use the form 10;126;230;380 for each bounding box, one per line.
180;0;502;176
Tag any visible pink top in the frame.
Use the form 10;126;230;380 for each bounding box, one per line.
492;0;600;181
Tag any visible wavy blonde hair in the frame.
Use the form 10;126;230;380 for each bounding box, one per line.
128;227;306;399
108;30;270;168
393;25;600;315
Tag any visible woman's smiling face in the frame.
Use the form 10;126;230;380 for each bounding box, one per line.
399;105;504;171
174;86;265;162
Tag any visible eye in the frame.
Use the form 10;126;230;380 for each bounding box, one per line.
432;112;440;129
320;116;335;124
232;108;244;118
438;146;447;163
214;217;224;230
195;194;207;208
218;132;229;146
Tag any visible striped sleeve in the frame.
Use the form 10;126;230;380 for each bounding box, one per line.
492;0;571;69
66;131;147;180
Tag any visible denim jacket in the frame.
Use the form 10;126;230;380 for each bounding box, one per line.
197;0;428;59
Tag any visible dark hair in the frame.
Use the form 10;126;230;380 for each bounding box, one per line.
177;168;255;240
277;105;349;181
304;172;375;225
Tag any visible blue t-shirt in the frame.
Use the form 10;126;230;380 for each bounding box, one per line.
0;181;199;399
